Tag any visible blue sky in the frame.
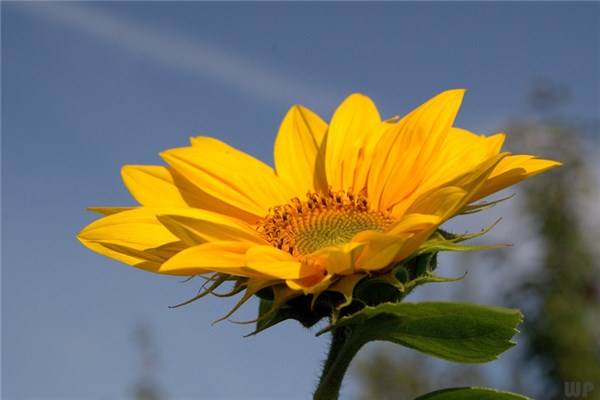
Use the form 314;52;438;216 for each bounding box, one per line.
2;2;599;399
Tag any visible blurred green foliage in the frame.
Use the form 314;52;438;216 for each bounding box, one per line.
507;82;600;400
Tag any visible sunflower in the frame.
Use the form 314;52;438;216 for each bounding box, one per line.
78;90;559;307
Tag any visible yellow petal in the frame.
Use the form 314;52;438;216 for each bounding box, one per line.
183;173;261;223
77;208;183;272
79;240;185;273
392;189;478;262
286;273;333;296
473;156;561;201
274;105;328;196
404;187;469;220
161;137;295;218
122;165;259;220
78;208;179;250
159;241;259;276
381;128;504;218
353;230;410;271
393;231;434;262
325;93;381;191
439;152;509;208
155;208;266;246
352;121;393;193
396;153;508;219
246;246;318;279
389;214;448;263
388;213;442;235
419;129;505;191
368;89;465;211
121;165;191;207
310;242;365;275
99;241;185;264
87;207;133;216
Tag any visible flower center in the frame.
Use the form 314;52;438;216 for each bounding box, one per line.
257;189;393;256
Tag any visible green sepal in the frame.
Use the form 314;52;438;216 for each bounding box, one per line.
414;387;530;400
437;218;502;244
326;274;367;323
415;251;438;275
318;301;523;363
350;251;440;308
460;194;515;215
417;239;507;256
251;296;326;336
213;279;278;324
169;273;242;308
404;272;467;294
247;285;333;336
254;298;287;333
353;275;404;306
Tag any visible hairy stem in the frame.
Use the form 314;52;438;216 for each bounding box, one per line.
314;326;365;400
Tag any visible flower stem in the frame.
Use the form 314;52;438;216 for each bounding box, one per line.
314;326;365;400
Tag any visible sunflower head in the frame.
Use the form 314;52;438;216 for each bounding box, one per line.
78;90;560;330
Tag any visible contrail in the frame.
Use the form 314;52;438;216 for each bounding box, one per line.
15;2;340;108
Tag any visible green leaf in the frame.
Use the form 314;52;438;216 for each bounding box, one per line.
415;387;530;400
318;302;522;363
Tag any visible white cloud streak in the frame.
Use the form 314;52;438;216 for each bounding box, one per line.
16;2;340;107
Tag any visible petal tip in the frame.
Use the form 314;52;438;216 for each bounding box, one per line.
444;88;467;99
449;88;467;94
342;92;375;105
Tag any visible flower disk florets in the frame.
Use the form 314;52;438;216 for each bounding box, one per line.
257;188;393;256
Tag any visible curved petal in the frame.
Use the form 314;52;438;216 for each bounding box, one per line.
385;213;443;264
388;213;442;235
352;121;394;193
472;156;561;201
393;231;436;262
87;207;133;216
368;89;465;211
392;198;471;263
121;165;191;207
79;240;185;273
274;105;328;196
353;230;410;271
77;208;183;272
286;273;333;296
394;153;508;219
405;187;468;220
373;126;507;219
159;241;259;276
353;215;442;269
155;208;266;246
311;242;365;275
246;246;319;279
283;243;365;295
161;137;295;218
418;129;505;192
122;165;258;221
325;93;381;192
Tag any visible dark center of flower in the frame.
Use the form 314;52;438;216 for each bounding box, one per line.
257;189;393;256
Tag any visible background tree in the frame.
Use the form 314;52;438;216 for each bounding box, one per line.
506;81;600;400
130;321;164;400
